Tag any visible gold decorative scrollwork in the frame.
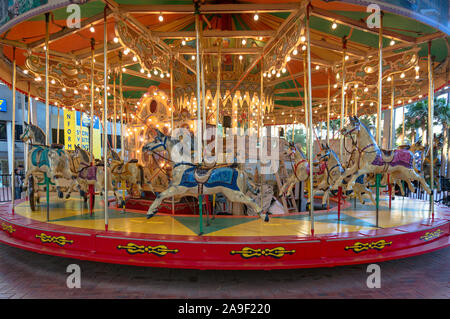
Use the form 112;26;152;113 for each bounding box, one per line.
230;247;296;259
35;233;74;246
345;240;392;253
1;222;16;234
117;243;179;256
115;21;169;75
420;229;443;241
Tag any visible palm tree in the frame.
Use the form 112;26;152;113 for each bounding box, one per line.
396;100;428;144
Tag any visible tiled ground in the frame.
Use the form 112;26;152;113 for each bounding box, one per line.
0;242;448;299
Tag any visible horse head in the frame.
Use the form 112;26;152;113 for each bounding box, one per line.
142;129;170;154
74;145;91;164
21;122;46;144
20;122;32;143
341;116;360;138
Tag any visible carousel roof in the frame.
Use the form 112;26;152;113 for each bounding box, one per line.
0;0;448;126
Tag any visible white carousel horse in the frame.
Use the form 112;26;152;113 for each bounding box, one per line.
331;116;431;195
20;122;77;199
279;143;310;197
108;147;151;203
315;144;347;206
69;145;117;203
142;129;268;221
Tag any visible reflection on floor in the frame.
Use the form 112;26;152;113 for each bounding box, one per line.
14;194;437;237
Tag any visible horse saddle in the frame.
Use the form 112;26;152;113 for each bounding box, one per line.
194;167;214;184
128;159;138;163
380;149;395;163
51;143;64;149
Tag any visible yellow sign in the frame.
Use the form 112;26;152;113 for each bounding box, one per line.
64;109;76;150
93;116;101;159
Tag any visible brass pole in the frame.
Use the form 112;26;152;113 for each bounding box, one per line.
259;58;264;212
340;37;346;160
306;4;315;235
200;34;207;145
303;52;309;145
376;12;383;146
11;48;17;208
170;58;174;132
119;51;124;161
215;43;221;160
57;107;60;144
195;9;202;163
170;57;175;215
390;79;395;148
113;72;117;151
326;68;330;145
25;82;31;173
90;38;95;163
402;102;405;144
427;41;434;216
103;7;109;231
45;13;50;145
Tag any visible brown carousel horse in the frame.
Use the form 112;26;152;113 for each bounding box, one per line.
108;147;151;205
69;145;118;204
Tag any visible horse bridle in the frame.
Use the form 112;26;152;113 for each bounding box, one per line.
342;122;377;169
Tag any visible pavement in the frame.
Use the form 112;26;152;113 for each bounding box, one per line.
0;242;448;299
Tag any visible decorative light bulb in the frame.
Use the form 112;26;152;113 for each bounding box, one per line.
332;22;337;30
254;13;259;21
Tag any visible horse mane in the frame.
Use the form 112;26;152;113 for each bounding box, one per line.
30;124;46;144
78;147;90;163
328;148;344;172
358;121;380;151
293;144;306;159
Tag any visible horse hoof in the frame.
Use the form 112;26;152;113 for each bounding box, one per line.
146;214;154;219
57;191;63;199
80;190;85;197
264;213;270;222
66;193;71;199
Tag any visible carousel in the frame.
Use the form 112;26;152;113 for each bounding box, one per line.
0;0;448;269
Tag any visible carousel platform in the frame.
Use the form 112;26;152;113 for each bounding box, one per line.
0;195;448;270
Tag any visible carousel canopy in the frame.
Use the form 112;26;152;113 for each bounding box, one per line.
0;0;448;126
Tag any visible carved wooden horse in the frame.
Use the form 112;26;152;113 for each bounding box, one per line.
69;145;118;204
331;116;431;195
108;147;149;199
279;143;310;197
315;144;348;206
142;129;268;221
20;122;77;200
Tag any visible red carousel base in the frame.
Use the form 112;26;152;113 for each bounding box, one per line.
0;197;448;270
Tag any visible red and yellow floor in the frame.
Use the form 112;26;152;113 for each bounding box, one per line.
0;194;448;269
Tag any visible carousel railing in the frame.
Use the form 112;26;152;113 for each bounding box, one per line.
0;174;12;202
402;176;450;207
